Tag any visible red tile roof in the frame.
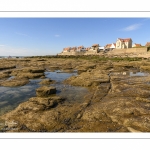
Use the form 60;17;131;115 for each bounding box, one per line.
134;43;141;47
78;46;84;49
63;47;71;51
118;38;132;42
105;44;111;48
92;44;99;47
71;47;77;50
145;42;150;47
113;43;116;46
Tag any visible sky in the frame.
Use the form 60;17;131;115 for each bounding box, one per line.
0;18;150;56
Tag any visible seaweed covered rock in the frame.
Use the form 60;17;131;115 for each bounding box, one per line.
39;78;55;85
36;86;56;97
0;77;29;87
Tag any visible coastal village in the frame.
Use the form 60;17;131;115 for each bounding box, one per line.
59;38;150;57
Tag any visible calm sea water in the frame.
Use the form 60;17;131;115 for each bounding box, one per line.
0;56;25;59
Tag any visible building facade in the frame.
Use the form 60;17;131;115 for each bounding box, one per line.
116;38;132;49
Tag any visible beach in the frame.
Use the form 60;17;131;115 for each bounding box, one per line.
0;56;150;132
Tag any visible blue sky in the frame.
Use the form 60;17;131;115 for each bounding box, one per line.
0;18;150;56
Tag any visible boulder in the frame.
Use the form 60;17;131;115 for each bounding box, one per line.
36;86;56;97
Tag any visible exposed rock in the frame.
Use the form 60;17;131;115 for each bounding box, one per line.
0;72;10;79
76;63;96;74
64;70;109;87
10;67;45;79
39;79;55;85
1;58;150;132
140;66;150;72
36;86;56;97
49;66;60;70
0;65;16;70
0;77;29;87
17;72;45;79
0;96;65;132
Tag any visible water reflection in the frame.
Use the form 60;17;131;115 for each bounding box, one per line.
130;72;150;77
110;71;150;77
0;71;88;115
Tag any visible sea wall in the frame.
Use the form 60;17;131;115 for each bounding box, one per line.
58;51;97;55
108;48;147;55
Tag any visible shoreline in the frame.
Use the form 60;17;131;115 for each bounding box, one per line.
1;57;150;132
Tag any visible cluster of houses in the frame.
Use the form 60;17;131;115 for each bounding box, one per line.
62;38;150;54
63;44;99;53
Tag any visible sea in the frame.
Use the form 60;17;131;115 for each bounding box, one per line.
0;56;25;59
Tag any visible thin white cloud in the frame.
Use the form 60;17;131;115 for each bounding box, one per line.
120;23;142;31
15;32;28;37
0;45;5;46
54;34;60;37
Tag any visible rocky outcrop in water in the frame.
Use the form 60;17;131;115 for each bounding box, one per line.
0;77;29;87
11;67;45;79
64;69;109;87
36;86;56;97
39;79;55;85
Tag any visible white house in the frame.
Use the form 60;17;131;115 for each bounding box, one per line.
110;43;116;50
99;46;105;51
104;44;111;51
116;38;132;49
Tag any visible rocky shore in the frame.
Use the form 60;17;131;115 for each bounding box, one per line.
1;56;150;132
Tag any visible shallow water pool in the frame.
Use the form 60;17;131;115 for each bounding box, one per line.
0;71;88;115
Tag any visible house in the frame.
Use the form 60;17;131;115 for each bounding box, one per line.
110;43;116;50
145;42;150;51
116;38;132;49
132;43;142;47
104;44;111;51
145;42;150;47
77;46;86;52
99;46;105;51
86;47;91;51
70;47;77;52
89;44;100;52
63;47;71;52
